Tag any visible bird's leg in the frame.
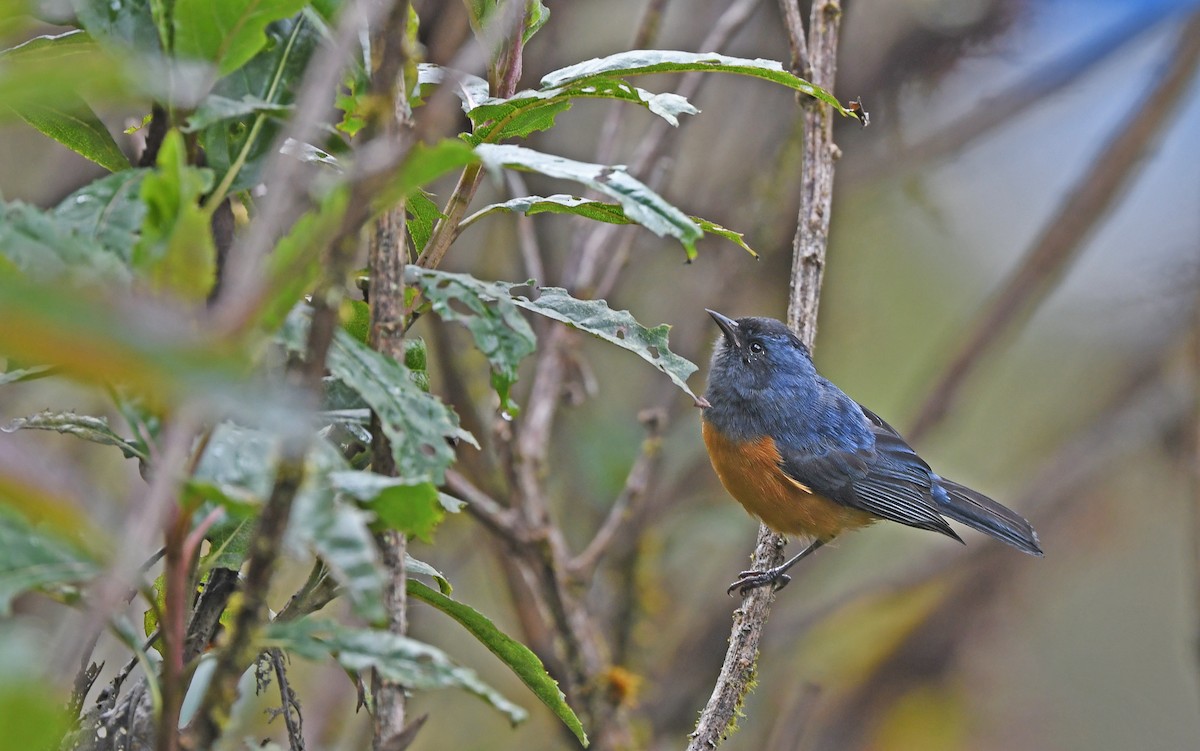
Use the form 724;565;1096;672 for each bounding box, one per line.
727;539;827;596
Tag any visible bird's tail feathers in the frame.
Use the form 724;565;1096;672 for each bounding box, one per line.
935;479;1043;557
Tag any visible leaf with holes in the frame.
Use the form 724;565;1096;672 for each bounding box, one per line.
541;50;864;122
279;307;475;483
406;267;701;403
409;268;536;415
3;411;146;461
267;618;529;725
463;194;758;257
475;144;702;259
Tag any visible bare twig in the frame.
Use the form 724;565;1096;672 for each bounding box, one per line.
569;409;667;581
688;2;845;748
269;649;305;751
775;0;811;78
907;11;1200;443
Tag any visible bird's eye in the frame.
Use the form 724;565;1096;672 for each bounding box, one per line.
749;341;764;354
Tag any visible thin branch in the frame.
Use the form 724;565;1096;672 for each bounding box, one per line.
568;408;667;580
775;0;810;79
269;649;305;751
688;1;845;748
906;11;1200;443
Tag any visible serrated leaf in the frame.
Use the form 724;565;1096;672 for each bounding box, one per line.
279;308;475;484
330;471;445;543
464;194;759;257
267;618;529;725
14;98;130;172
2;410;146;461
0;507;97;616
52;169;148;263
466;78;696;143
408;268;536;415
474;144;701;259
406;189;443;255
191;423;388;622
0;202;132;285
174;0;308;76
132;130;216;299
541;50;863;121
408;580;587;746
405;268;702;403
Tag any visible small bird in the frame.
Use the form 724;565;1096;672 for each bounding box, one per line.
701;310;1042;595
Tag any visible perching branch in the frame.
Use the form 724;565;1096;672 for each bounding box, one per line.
906;10;1200;443
688;1;846;748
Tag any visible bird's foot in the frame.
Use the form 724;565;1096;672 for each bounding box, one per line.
726;567;792;597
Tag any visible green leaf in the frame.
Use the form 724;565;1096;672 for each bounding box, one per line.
200;15;319;192
0;202;132;285
0;682;70;751
280;308;475;484
407;267;536;415
371;139;479;216
465;78;696;143
259;187;349;332
331;471;445;543
541;50;863;121
191;423;388;622
464;194;759;257
174;0;309;76
132;130;217;299
0;31;134;115
74;0;163;54
474;144;702;259
267;618;529;725
0;507;97;616
52;169;148;263
199;516;253;571
409;580;587;746
406;189;443;255
14;98;130;172
184;94;292;132
407;267;702;403
2;410;147;461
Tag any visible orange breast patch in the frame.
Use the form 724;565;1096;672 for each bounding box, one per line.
702;421;874;539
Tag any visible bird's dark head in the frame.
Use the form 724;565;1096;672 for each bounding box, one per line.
704;310;817;403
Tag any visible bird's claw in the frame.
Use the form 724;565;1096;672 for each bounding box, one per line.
726;568;792;596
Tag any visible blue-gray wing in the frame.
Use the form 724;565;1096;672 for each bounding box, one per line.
777;400;961;540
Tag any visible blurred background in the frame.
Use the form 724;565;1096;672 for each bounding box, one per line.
3;0;1200;749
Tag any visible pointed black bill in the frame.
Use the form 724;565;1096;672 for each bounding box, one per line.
706;309;742;348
